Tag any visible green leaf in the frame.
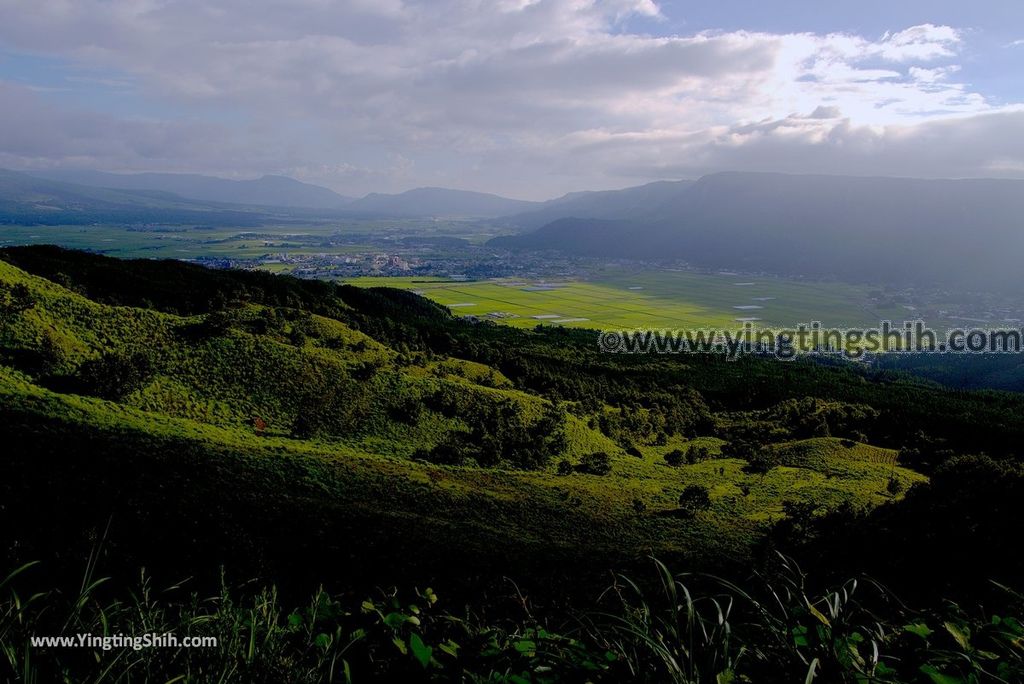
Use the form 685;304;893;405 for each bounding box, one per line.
341;659;352;684
920;664;966;684
392;637;407;655
904;623;934;640
943;621;972;651
384;612;408;628
513;639;537;656
438;640;460;658
409;633;433;668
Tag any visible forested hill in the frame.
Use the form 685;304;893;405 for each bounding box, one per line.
1;245;1023;608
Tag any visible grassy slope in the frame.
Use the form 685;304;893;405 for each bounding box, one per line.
0;257;924;587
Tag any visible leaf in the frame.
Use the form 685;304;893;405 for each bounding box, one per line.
341;659;352;684
409;633;433;669
904;623;934;640
943;621;972;651
920;664;966;684
384;612;409;629
804;657;820;684
807;601;831;627
392;637;407;655
513;639;537;656
287;612;302;628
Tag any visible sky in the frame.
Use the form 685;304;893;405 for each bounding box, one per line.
0;0;1022;200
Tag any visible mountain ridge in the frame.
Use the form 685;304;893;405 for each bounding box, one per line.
345;186;539;217
491;171;1024;290
24;168;354;210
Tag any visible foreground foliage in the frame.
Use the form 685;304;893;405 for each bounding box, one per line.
2;557;1021;683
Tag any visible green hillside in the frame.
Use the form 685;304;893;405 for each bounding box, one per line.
0;251;928;581
3;247;1024;682
0;247;938;581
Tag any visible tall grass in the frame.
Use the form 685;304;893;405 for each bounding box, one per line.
1;555;1021;682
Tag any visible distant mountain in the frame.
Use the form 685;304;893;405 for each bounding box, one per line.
346;187;538;217
501;179;693;229
491;172;1024;291
0;168;264;225
26;169;353;210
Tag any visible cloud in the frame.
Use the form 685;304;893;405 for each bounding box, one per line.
876;24;961;62
807;106;842;119
0;80;307;175
0;1;1019;197
908;65;961;84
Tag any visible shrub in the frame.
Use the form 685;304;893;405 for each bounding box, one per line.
576;452;612;476
664;449;686;467
686;445;710;464
677;484;712;517
76;350;156;401
742;448;781;475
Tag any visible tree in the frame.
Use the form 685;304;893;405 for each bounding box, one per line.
77;350;156;401
556;459;574;476
677;485;712;517
577;452;611;476
664;449;686;467
742;448;781;475
686;445;710;464
0;282;34;320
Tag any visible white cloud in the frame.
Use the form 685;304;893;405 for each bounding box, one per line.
876;24;961;62
908;65;961;83
0;1;1019;197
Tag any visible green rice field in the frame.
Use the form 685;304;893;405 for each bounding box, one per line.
345;269;908;330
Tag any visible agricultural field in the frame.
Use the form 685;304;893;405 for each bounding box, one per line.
0;223;350;259
346;269;909;330
0;218;495;261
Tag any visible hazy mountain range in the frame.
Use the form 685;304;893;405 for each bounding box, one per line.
28;169;354;210
346;187;536;217
0;168;268;226
501;179;693;230
3;167;1024;291
493;172;1024;291
5;169;542;218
